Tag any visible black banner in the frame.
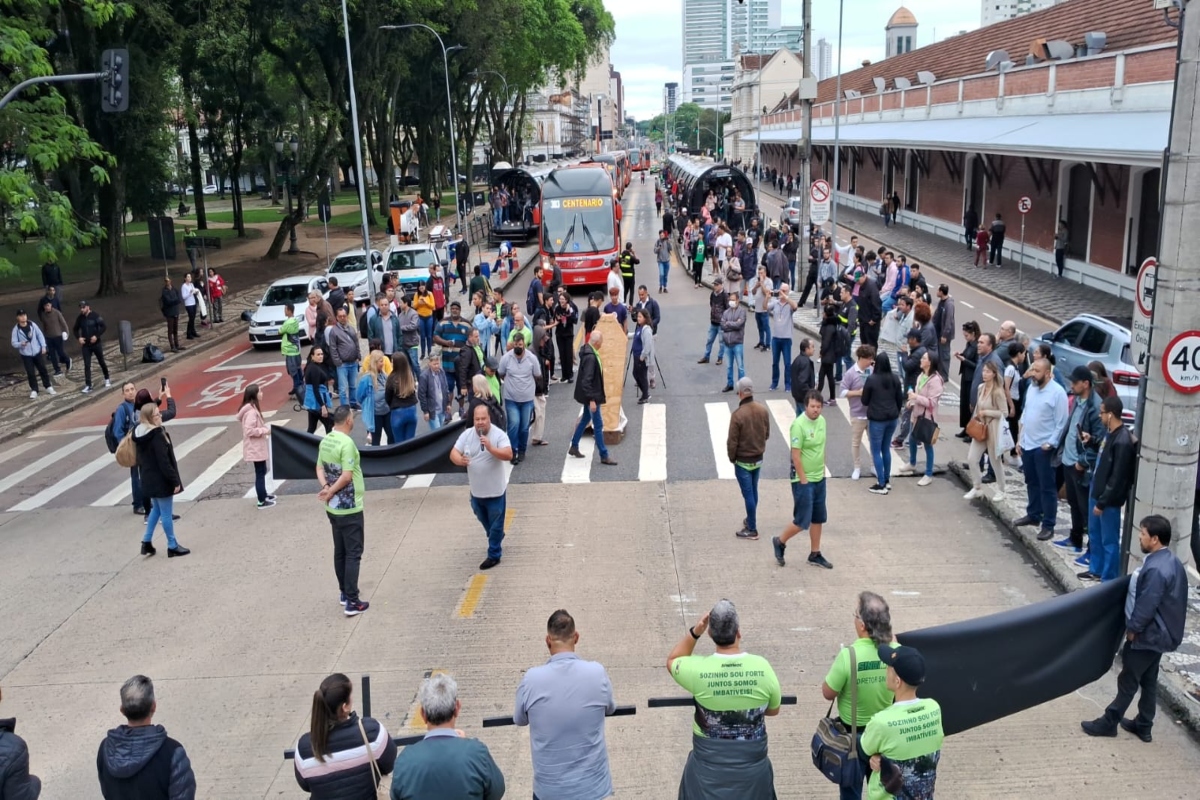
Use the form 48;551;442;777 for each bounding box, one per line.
898;576;1130;736
270;421;469;480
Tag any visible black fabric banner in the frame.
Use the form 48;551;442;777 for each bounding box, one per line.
897;576;1130;736
270;421;469;480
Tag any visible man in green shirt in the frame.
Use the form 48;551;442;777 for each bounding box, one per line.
316;406;368;616
667;599;781;797
280;303;302;398
773;389;832;569
861;645;943;800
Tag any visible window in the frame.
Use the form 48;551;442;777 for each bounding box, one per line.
1076;325;1110;355
1055;321;1085;347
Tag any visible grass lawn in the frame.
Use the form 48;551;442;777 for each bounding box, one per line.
0;227;261;290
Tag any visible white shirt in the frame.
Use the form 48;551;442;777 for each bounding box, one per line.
716;232;733;263
454;425;511;499
181;282;196;307
606;271;623;296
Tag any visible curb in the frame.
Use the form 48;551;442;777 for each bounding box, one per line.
945;460;1200;733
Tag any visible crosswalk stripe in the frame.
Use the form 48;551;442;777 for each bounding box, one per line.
0;441;37;463
94;427;225;507
0;437;97;498
704;403;735;480
9;447;118;512
638;404;667;482
402;474;435;489
766;398;832;478
561;413;594;483
243;421;291;499
176;440;245;502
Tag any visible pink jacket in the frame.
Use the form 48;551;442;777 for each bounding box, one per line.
909;372;944;422
237;403;270;462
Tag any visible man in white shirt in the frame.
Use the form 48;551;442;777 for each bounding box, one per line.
450;404;514;570
715;226;733;275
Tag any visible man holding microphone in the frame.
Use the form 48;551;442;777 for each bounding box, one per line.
450;403;514;570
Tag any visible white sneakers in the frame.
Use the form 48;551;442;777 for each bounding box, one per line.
29;391;37;400
917;475;932;487
897;464;916;476
991;492;1006;502
47;386;56;396
964;487;981;499
851;467;861;481
104;379;112;388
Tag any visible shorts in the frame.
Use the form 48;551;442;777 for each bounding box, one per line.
791;479;827;529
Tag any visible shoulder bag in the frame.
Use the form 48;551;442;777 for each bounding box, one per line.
811;646;861;788
356;717;388;797
965;414;988;442
115;431;138;468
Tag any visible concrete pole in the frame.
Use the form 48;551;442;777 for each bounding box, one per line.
1130;0;1199;567
799;0;813;246
830;0;844;244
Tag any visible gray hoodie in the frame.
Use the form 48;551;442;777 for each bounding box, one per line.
497;348;542;403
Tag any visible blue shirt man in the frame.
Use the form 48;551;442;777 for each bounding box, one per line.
1017;358;1069;539
514;610;615;800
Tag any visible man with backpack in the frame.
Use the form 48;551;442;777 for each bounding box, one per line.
113;382;146;517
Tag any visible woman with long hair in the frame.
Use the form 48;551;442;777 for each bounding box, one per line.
293;673;396;798
861;352;905;495
303;345;335;434
1089;360;1117;400
133;403;189;557
964;360;1009;501
955;321;980;438
632;307;655;404
385;353;419;444
899;351;944;486
413;280;436;358
238;383;275;509
357;350;392;446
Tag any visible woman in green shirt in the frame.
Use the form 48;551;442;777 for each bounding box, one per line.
821;591;897;800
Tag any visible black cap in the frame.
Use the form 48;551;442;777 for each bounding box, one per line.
15;309;26;316
878;644;926;686
79;300;90;308
906;328;922;341
1069;365;1094;384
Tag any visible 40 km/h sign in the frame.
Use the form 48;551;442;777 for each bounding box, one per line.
1162;330;1200;394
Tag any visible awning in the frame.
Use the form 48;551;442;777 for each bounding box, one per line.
741;112;1169;165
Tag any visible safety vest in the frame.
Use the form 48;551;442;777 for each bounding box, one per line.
619;253;636;278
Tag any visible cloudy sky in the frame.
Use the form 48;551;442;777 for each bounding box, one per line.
609;0;981;119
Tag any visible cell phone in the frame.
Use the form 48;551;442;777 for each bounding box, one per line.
160;377;167;390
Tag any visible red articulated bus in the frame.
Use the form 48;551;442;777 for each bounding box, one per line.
629;148;646;171
536;164;622;288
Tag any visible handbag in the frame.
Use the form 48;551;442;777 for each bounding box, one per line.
303;384;332;413
356;717;388;798
114;431;138;468
725;266;742;283
965;415;988;442
999;423;1015;453
812;647;860;787
914;414;939;446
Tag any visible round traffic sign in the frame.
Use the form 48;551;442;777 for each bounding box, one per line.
1135;257;1157;318
811;179;830;203
1017;196;1032;214
1161;330;1200;393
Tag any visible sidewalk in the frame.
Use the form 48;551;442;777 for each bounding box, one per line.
757;185;1133;325
0;234;539;446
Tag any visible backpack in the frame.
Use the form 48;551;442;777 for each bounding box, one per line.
104;412;120;454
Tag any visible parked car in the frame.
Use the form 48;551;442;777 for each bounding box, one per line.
202;184;219;195
1034;313;1139;424
247;275;329;348
780;196;802;231
383;242;441;294
325;248;385;305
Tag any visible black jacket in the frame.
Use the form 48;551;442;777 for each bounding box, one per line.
790;353;815;403
574;344;605;405
73;309;107;342
901;345;928;389
293;713;397;800
1127;547;1188;655
708;290;727;326
41;262;62;288
1092;425;1136;510
456;343;485;394
0;719;40;800
97;724;195;800
133;425;182;499
861;354;905;422
857;281;882;326
958;340;978;380
160;288;181;319
819;317;841;360
327;287;348;313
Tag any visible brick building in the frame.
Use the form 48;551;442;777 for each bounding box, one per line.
745;0;1177;300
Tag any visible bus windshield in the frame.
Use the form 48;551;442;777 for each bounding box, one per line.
542;196;615;255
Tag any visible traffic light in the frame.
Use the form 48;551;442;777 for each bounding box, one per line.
100;48;128;112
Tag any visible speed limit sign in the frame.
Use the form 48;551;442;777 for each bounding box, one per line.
1162;330;1200;393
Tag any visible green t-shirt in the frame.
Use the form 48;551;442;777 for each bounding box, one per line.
318;430;364;515
507;327;533;347
790;413;826;483
823;639;897;727
670;652;781;740
860;698;944;800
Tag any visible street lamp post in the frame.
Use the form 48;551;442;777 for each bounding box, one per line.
380;23;465;230
274;135;300;255
340;0;374;300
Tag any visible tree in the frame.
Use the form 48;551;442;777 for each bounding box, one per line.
0;0;118;277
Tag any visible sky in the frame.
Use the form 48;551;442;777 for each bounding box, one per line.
608;0;982;120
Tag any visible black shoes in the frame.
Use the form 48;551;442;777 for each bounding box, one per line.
140;541;156;556
808;551;834;569
772;536;786;566
1036;528;1055;541
736;528;759;540
167;546;191;558
1013;515;1038;527
567;447;584;458
511;454;522;466
722;385;734;392
600;457;618;466
479;557;500;570
697;357;710;364
1080;718;1117;738
1120;717;1152;742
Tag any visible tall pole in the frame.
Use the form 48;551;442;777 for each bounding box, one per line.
830;0;844;246
342;0;373;299
440;43;463;232
1130;0;1199;567
800;0;813;248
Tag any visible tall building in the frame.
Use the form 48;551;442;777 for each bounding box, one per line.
885;7;918;59
682;0;781;111
663;82;679;116
981;0;1062;27
816;37;833;81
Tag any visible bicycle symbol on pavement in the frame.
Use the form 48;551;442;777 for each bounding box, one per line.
189;372;283;410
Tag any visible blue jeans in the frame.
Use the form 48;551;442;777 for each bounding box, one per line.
725;343;745;386
492;207;503;228
771;338;792;390
471;493;507;559
389;405;418;444
908;436;934;476
868;419;898;485
788;258;797;288
130;466;144;512
427;411;445;431
1021;447;1058;530
754;312;771;348
703;324;724;361
882;294;896;314
336;362;358;407
418;316;434;357
142;496;178;549
571;402;609;459
505;399;534;454
1088;490;1121;581
404;346;420;381
658;260;670;288
734;464;761;532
